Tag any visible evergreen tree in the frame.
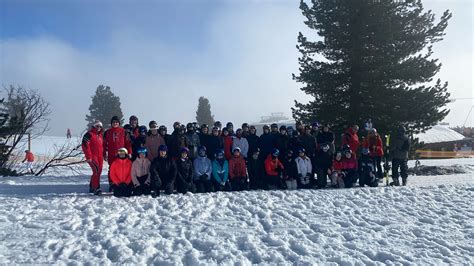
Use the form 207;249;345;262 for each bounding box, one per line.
196;96;215;126
85;85;124;129
292;0;452;135
0;98;18;176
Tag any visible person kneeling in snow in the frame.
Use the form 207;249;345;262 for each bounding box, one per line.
193;146;214;193
150;145;177;196
358;147;378;187
131;148;152;195
176;147;196;194
109;148;133;197
229;147;248;191
295;148;313;189
282;150;297;190
264;149;286;190
341;145;359;188
212;149;231;191
329;151;345;188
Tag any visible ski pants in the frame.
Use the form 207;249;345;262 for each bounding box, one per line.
113;183;132;197
132;175;151;196
285;179;297;190
88;159;103;190
195;179;214;193
392;159;408;180
230;178;248;191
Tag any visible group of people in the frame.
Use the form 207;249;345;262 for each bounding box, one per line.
81;115;411;197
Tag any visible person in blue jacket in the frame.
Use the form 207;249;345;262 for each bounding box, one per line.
212;149;231;191
193;146;213;193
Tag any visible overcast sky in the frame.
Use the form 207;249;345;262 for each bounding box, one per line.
1;0;472;136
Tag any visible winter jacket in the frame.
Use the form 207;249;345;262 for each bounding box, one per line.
299;134;317;157
82;127;103;162
229;156;247;180
170;133;188;158
245;133;260;157
150;156;177;185
259;133;276;159
223;135;233;160
314;149;333;170
232;136;249;158
288;136;303;156
342;128;360;155
359;155;375;173
176;157;194;184
24;152;35;162
207;136;223;160
282;158;296;180
264;155;284;176
132;136;147;160
110;157;132;185
146;133;165;161
212;159;229;183
295;156;312;177
390;133;410;160
103;127;132;164
247;158;263;180
365;135;384;157
193;156;213;180
131;157;151;186
185;132;201;159
342;157;358;170
276;134;289;159
199;133;211;152
332;159;345;172
316;131;335;146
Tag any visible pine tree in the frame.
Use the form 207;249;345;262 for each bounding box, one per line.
292;0;452;135
196;96;215;126
85;85;124;129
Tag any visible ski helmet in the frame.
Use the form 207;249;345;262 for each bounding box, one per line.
270;123;278;129
279;125;287;132
298;148;306;154
117;147;128;155
233;147;241;153
158;145;168;152
201;124;209;130
216;149;225;159
271;148;280;157
138;125;147;135
137;147;148;155
263;125;270;130
180;147;190;154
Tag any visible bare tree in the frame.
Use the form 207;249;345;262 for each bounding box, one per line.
31;137;88;176
0;85;51;170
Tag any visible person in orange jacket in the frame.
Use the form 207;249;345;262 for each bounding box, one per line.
82;120;104;194
109;147;133;197
22;150;35;174
364;128;384;179
264;148;285;190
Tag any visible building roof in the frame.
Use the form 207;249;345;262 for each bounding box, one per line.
415;125;467;144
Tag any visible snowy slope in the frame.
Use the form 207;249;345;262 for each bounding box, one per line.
0;171;473;264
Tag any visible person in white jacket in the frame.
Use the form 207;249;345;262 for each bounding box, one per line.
131;148;152;195
232;128;249;159
295;148;313;189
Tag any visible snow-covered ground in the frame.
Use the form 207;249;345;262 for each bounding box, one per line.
0;158;473;264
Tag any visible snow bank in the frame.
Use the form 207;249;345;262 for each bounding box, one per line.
0;175;473;264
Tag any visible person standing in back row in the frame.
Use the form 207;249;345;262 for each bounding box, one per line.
82;120;104;194
390;126;410;186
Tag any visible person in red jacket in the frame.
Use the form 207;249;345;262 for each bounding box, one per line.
103;116;132;190
264;148;285;190
82;120;104;194
228;147;248;191
341;145;358;188
22;150;35;174
364;128;384;179
329;150;345;188
222;127;233;160
341;124;360;158
109;148;133;197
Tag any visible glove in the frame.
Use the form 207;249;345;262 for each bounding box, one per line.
220;181;225;186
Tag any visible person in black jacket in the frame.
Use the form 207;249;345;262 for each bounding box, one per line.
287;126;303;157
150;145;177;196
131;125;148;161
317;123;335;155
314;143;333;188
176;147;196;193
359;147;378;187
199;124;211;150
390;126;411;186
206;126;223;160
299;126;317;158
282;150;297;190
159;125;172;147
259;125;276;160
169;125;188;159
246;125;260;158
276;126;289;160
247;149;264;190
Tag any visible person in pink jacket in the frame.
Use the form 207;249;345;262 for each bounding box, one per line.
131;148;152;195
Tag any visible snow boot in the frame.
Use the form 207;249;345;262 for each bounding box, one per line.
151;190;159;198
390;178;400;186
93;188;102;195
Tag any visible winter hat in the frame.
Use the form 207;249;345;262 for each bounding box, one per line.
271;148;280;157
110;116;120;125
361;147;369;155
129;115;138;122
180;147;190;154
117;147;128;155
158;145;168;152
279;125;287;132
139;126;147;134
298;148;306;154
271;123;278;129
149;121;158;128
93;120;103;128
233;147;241;153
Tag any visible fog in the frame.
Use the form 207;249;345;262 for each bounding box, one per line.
1;0;472;136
